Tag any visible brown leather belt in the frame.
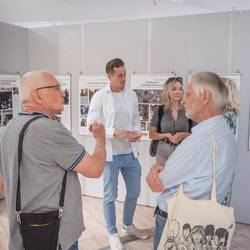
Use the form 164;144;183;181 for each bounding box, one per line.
154;206;168;219
161;139;179;146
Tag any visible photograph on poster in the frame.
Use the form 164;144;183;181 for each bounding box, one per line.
13;87;19;95
139;104;149;121
80;117;87;127
134;88;163;132
64;88;69;105
89;88;99;103
2;110;13;127
80;105;89;116
134;89;161;103
140;121;147;131
79;74;108;135
0;74;21;127
0;90;12;110
80;88;88;97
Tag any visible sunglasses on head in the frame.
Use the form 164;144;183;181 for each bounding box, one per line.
165;77;183;85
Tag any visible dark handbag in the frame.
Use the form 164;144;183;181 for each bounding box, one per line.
149;140;159;157
149;105;164;157
16;116;68;250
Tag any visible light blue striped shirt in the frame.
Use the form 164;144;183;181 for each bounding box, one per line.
157;115;237;212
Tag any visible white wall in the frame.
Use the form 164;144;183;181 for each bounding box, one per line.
0;22;28;74
1;10;250;223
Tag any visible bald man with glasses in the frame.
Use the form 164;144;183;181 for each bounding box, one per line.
0;71;106;250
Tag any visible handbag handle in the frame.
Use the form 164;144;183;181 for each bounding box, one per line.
157;105;164;133
178;132;217;202
207;132;217;202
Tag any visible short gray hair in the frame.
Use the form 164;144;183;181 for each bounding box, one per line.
20;70;49;103
191;72;228;112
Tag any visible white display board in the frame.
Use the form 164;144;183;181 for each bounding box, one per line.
55;74;71;131
131;74;175;139
79;74;108;135
0;74;21;127
249;106;250;151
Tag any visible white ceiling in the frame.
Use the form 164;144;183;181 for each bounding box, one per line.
1;0;250;28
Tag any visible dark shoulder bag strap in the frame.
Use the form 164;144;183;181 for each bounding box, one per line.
188;119;193;133
16;116;67;217
157;105;164;133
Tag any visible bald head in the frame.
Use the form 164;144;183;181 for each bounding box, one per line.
21;71;58;103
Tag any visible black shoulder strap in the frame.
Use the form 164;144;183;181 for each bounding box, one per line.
188;119;193;133
16;116;67;212
157;105;164;133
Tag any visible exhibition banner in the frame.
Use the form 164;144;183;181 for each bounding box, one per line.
0;74;21;127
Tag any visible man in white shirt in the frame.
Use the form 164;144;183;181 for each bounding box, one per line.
87;58;148;250
146;72;237;250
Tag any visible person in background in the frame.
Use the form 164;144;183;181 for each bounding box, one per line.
221;77;240;207
222;77;240;135
146;72;237;250
87;58;148;250
0;71;106;250
149;77;193;165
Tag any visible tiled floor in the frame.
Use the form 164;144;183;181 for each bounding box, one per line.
1;196;250;250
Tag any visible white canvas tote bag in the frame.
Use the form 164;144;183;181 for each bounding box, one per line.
158;133;235;250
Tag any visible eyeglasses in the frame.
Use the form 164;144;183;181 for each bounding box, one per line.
35;84;61;91
165;77;183;85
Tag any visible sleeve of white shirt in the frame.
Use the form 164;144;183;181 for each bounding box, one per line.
159;134;209;189
87;92;102;127
87;91;115;139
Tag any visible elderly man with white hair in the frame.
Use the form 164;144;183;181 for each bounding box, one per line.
146;72;237;250
0;71;106;250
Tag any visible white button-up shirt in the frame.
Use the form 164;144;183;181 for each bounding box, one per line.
87;84;141;161
157;115;237;212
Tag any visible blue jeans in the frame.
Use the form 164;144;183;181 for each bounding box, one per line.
103;152;141;234
59;241;78;250
154;214;167;250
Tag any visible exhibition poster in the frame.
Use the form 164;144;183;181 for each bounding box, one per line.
79;74;108;135
131;74;174;135
0;74;21;127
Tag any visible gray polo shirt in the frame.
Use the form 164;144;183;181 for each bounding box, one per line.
0;113;85;250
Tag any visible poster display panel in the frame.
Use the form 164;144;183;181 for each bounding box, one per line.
131;74;174;137
79;74;108;135
0;74;21;127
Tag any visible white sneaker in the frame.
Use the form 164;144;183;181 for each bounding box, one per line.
120;224;149;239
108;233;124;250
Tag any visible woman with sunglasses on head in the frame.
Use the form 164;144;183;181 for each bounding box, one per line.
149;77;193;165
